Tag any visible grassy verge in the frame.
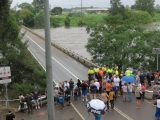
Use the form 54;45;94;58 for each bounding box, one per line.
50;13;108;27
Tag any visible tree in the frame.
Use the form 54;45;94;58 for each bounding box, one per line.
132;0;155;15
51;7;63;15
17;3;35;27
109;0;125;17
64;16;70;28
0;0;46;96
33;0;44;9
86;10;160;70
17;2;44;28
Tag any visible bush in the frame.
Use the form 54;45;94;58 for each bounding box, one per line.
64;16;70;28
13;83;34;93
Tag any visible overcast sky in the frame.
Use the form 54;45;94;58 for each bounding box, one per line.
11;0;160;8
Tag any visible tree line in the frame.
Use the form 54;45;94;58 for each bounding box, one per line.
86;0;160;70
0;0;46;98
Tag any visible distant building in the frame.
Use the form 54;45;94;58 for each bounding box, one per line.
71;7;109;13
86;8;109;13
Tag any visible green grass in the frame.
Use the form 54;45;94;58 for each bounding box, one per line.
83;13;107;26
50;13;108;27
153;12;160;22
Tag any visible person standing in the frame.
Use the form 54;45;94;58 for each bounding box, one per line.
109;89;115;110
105;81;112;95
107;66;113;79
19;94;25;112
94;114;102;120
90;81;97;99
25;93;33;113
77;79;81;97
127;82;133;102
69;78;74;96
99;92;109;112
64;86;71;106
6;111;15;120
141;83;146;101
81;80;89;102
135;85;142;108
155;97;160;120
102;65;107;78
33;91;40;109
122;83;128;102
113;76;120;99
88;67;95;82
94;79;100;94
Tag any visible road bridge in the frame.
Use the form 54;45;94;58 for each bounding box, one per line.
19;28;155;120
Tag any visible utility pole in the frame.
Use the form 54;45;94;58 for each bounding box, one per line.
157;54;159;71
81;0;82;17
44;0;56;120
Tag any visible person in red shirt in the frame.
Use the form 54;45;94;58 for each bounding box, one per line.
141;83;146;101
98;68;104;80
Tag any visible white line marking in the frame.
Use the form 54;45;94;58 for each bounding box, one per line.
26;35;78;79
28;48;46;72
26;35;84;120
71;103;85;120
114;107;134;120
26;34;135;120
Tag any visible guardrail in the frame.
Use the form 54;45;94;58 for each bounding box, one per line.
22;26;96;68
0;95;47;110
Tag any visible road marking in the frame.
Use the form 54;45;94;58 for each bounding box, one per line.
28;48;46;72
26;35;78;79
114;107;134;120
26;34;135;120
71;103;85;120
26;35;84;120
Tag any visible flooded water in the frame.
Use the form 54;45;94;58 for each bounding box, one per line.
33;22;160;61
33;27;92;60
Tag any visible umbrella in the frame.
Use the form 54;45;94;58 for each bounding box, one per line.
122;76;135;83
87;99;107;115
105;77;110;81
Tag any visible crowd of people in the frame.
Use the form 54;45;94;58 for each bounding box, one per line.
18;91;41;114
15;64;160;120
53;64;160;108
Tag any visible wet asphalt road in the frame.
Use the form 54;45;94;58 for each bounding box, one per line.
20;28;156;120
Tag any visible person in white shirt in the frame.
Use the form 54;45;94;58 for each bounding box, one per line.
127;82;133;102
94;79;100;92
63;81;70;91
113;76;120;99
122;83;128;102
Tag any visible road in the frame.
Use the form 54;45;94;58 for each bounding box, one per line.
21;28;155;120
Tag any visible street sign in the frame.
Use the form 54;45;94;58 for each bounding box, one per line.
153;48;160;54
0;79;11;84
0;66;11;84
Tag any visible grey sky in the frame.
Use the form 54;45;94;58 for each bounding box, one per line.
11;0;160;8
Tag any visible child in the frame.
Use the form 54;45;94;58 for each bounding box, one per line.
109;89;115;110
135;85;142;108
100;92;109;111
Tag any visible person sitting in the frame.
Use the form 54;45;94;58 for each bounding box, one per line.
6;111;15;120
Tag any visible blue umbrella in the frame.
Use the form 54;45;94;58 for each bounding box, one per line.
105;77;110;81
121;76;135;83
